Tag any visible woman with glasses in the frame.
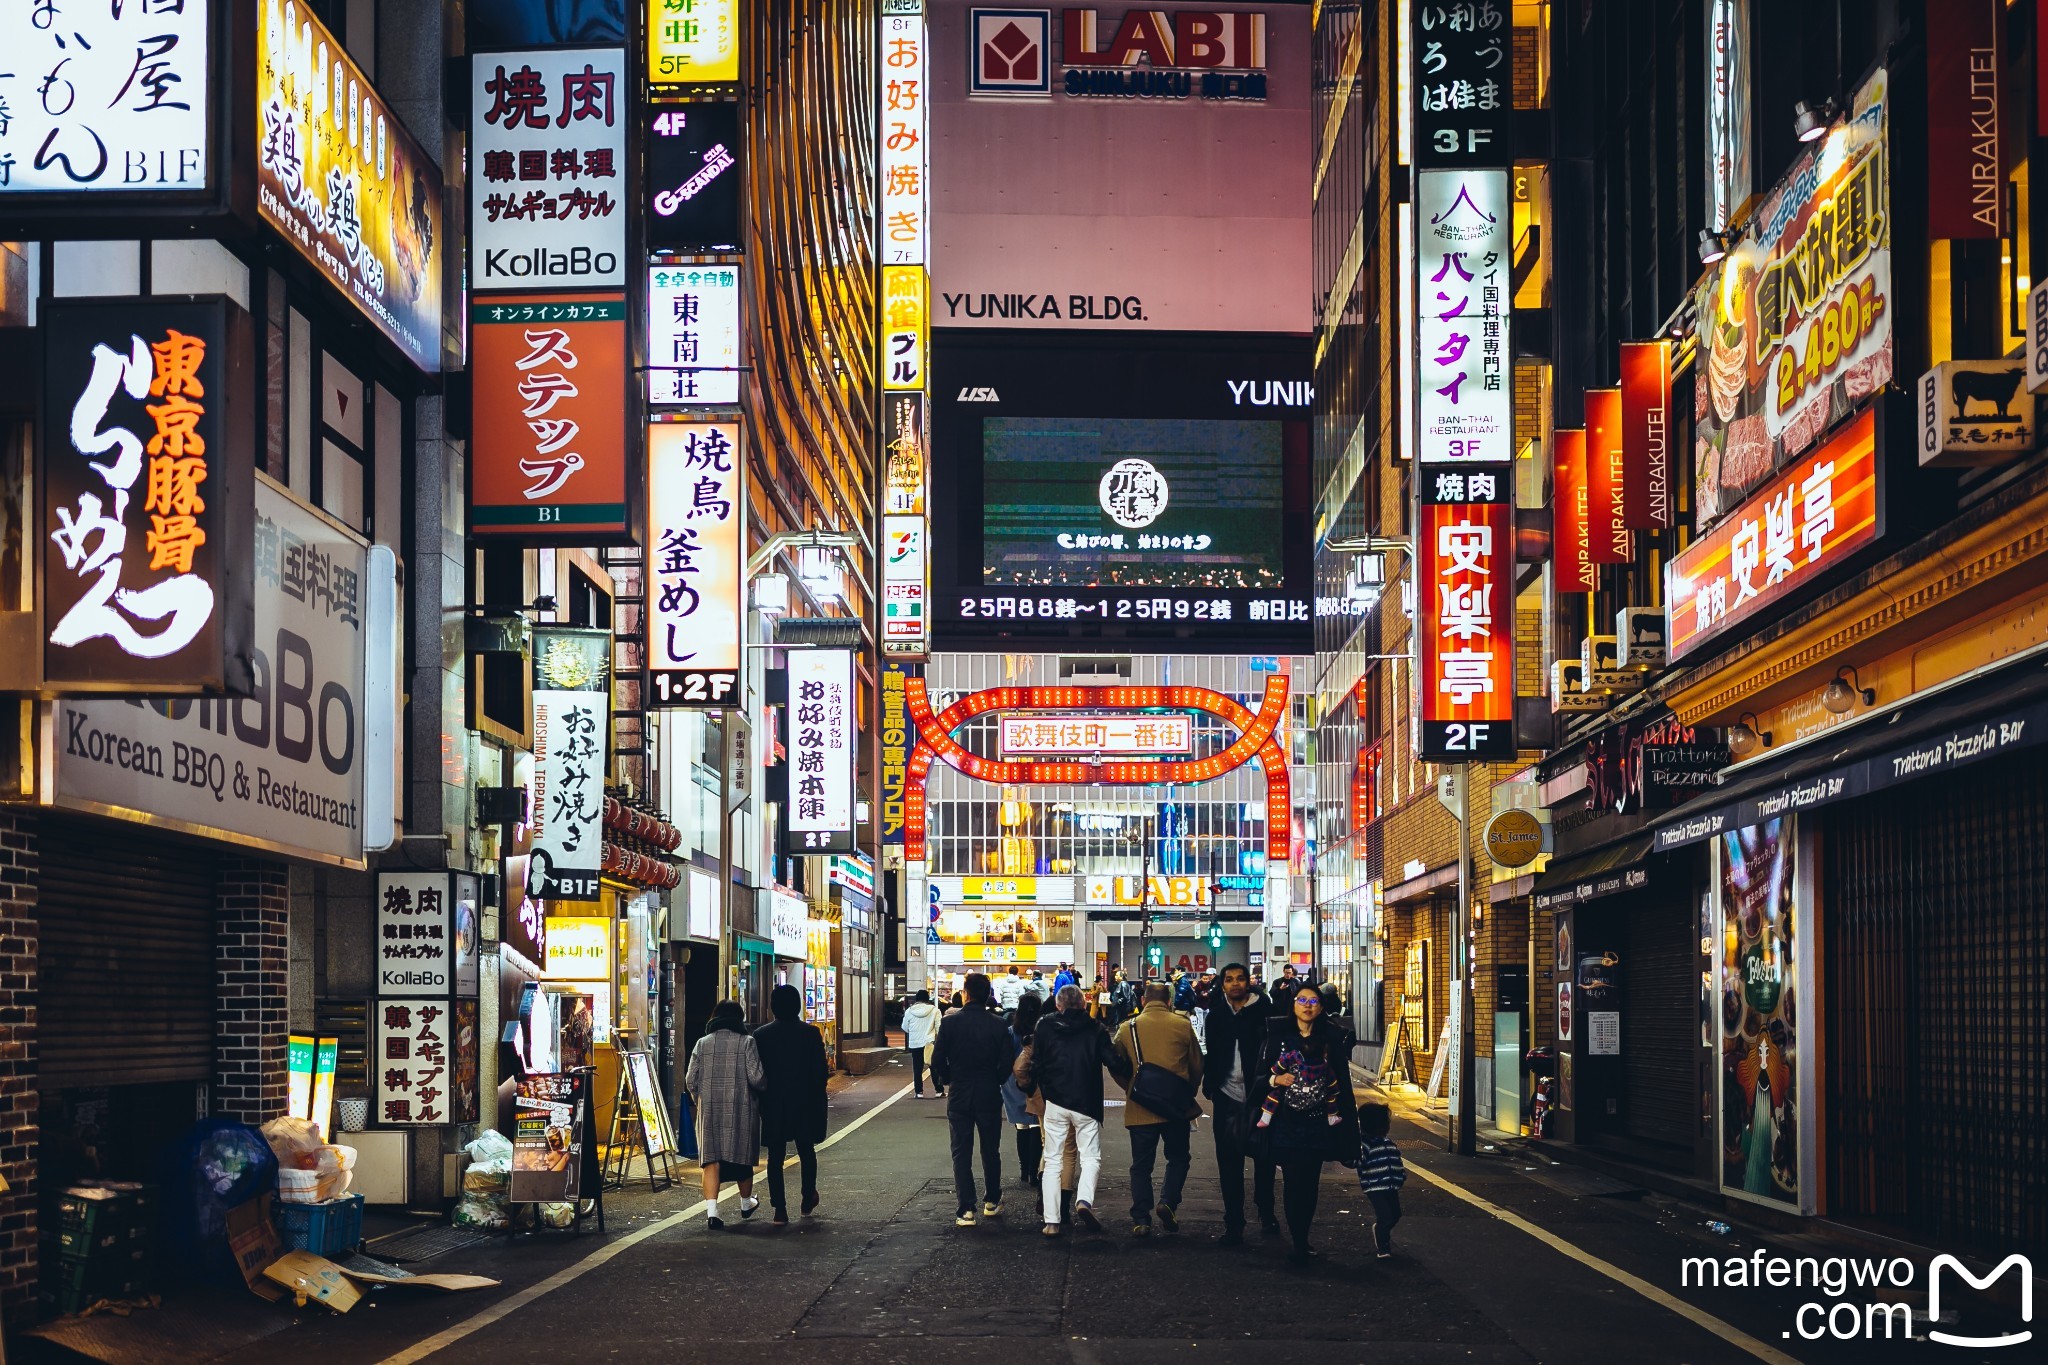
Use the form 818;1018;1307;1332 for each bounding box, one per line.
1248;985;1359;1261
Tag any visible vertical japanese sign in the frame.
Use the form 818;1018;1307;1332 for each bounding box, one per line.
648;265;740;404
787;648;855;853
1924;0;2001;240
1584;388;1631;564
1415;169;1511;463
1552;428;1594;592
0;0;211;192
376;872;453;995
41;296;253;692
375;999;451;1125
884;393;927;517
1619;340;1674;528
879;660;920;846
881;265;929;392
471;48;626;292
1417;465;1516;761
471;293;630;538
530;626;611;899
1411;0;1509;168
646;421;742;706
883;393;929;652
648;0;738;85
1704;0;1750;232
257;0;443;373
881;13;926;267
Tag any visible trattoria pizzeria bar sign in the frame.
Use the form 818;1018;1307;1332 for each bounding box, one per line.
41;296;254;693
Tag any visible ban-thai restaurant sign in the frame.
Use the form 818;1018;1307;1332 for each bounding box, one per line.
256;0;444;373
1693;67;1889;529
1665;408;1880;663
41;296;255;693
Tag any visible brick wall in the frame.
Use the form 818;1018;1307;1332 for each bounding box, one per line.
0;810;36;1321
215;858;291;1123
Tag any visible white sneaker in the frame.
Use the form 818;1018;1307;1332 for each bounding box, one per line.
739;1196;760;1219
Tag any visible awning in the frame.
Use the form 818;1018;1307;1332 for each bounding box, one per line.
1650;653;2048;852
1383;862;1457;905
735;934;774;956
1530;834;1655;911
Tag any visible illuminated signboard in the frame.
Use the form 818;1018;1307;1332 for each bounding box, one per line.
1619;339;1674;527
786;648;856;853
0;0;211;193
881;265;929;391
999;714;1196;757
40;296;254;693
1666;408;1880;663
1585;388;1631;564
1410;0;1509;167
648;0;739;85
648;264;740;405
1415;167;1511;463
471;48;626;292
880;660;919;846
1417;463;1516;761
645;103;742;252
530;627;610;900
883;515;929;645
256;0;444;373
376;872;453;995
1552;428;1594;592
470;293;630;538
885;392;928;516
882;13;927;264
543;916;612;979
646;421;743;707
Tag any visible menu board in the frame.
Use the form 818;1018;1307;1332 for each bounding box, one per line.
509;1073;584;1203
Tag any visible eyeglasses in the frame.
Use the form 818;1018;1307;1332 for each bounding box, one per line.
1294;996;1322;1009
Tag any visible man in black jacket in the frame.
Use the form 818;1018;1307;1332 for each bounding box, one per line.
1022;984;1129;1236
930;972;1018;1226
1202;962;1277;1244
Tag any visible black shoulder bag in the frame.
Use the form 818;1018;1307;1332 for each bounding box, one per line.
1126;1016;1197;1119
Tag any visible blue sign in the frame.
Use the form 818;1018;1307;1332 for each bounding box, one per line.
1250;656;1281;674
1239;850;1267;876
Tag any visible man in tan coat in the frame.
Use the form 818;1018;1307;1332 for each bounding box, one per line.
1113;981;1204;1236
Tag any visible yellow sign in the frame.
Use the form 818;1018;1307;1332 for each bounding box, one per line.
544;916;612;980
1484;808;1545;868
1085;875;1211;906
881;265;929;391
649;0;739;84
960;876;1037;902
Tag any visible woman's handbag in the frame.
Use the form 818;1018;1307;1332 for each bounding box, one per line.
1126;1019;1198;1119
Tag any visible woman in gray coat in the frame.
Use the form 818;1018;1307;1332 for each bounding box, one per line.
685;999;765;1229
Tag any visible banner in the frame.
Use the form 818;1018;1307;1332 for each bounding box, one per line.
646;421;743;706
1552;428;1594;591
1585;388;1631;563
1924;0;2002;240
1417;465;1515;761
1415;169;1512;463
786;648;855;853
530;627;610;899
472;48;626;292
1619;340;1674;528
1704;0;1751;233
257;0;444;373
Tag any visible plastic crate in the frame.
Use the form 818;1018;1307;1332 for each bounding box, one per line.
52;1189;128;1259
273;1193;364;1256
46;1247;152;1316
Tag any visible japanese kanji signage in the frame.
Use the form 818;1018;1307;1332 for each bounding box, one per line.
645;102;742;252
530;626;611;899
1917;359;2036;466
52;478;372;865
786;648;856;853
649;265;740;405
1411;0;1509;168
1704;0;1751;233
257;0;444;373
1666;408;1880;663
1619;340;1674;527
646;421;743;707
41;296;252;692
471;293;630;539
376;872;453;995
1418;464;1515;761
998;714;1196;757
880;660;919;846
1693;67;1888;528
881;13;927;267
510;1073;585;1201
1415;169;1510;463
884;392;927;516
883;515;928;647
881;265;929;392
375;999;452;1125
1585;387;1631;565
1552;427;1594;592
0;0;211;193
471;48;626;292
648;0;738;85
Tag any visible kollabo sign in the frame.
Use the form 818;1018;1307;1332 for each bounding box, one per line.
471;48;626;291
376;872;455;995
41;296;254;692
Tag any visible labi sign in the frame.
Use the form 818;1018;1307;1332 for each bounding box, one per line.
968;9;1270;102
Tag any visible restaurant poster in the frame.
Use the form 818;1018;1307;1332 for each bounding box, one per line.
1715;817;1814;1213
510;1072;584;1203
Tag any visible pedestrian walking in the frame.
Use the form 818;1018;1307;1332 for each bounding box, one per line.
1053;962;1078;994
997;966;1026;1012
1356;1102;1407;1258
902;990;942;1097
1249;985;1359;1261
930;972;1018;1226
1112;980;1203;1236
684;999;765;1230
1202;962;1277;1243
1020;983;1127;1237
1001;992;1046;1187
1109;967;1136;1025
1173;969;1196;1014
753;983;829;1224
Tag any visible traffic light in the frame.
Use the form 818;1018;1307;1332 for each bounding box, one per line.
1145;939;1164;968
1204;919;1225;951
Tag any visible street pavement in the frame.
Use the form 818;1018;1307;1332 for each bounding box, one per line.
24;1062;1971;1364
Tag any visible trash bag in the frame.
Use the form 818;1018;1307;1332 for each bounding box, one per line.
464;1130;514;1165
157;1120;278;1287
260;1116;326;1169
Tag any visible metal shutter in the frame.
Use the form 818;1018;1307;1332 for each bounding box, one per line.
1622;899;1696;1147
38;824;217;1087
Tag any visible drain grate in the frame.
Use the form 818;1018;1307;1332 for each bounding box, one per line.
365;1223;494;1262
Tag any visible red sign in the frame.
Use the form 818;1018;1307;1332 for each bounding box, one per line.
1553;427;1594;591
1418;474;1515;761
1620;340;1674;528
1665;408;1881;662
1926;0;2002;240
1585;388;1631;563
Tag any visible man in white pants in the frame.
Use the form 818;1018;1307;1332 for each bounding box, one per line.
1017;984;1128;1236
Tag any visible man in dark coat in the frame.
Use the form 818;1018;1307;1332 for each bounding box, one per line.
1202;962;1277;1243
753;983;830;1223
930;971;1019;1226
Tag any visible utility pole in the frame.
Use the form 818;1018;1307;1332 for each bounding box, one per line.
1450;771;1476;1156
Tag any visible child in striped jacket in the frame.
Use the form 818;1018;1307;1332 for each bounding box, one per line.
1356;1101;1407;1259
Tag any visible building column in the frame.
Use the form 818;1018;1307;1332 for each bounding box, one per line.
0;810;38;1322
215;857;291;1123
